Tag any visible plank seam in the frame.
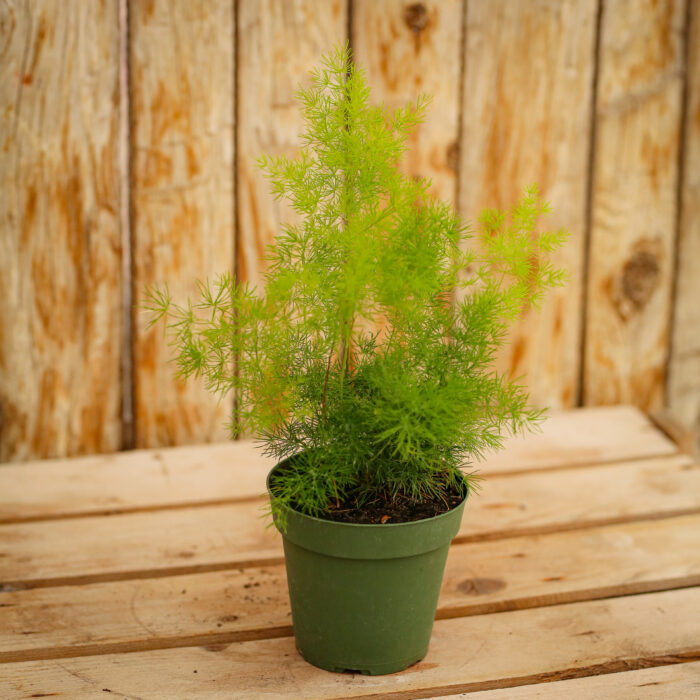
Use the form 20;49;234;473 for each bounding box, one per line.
0;494;266;526
578;0;604;407
665;0;693;407
3;506;699;590
435;577;700;622
452;507;700;545
0;451;684;525
0;626;294;665
0;557;285;592
481;450;683;478
3;578;699;664
126;0;139;449
338;655;700;699
119;0;134;451
232;0;241;440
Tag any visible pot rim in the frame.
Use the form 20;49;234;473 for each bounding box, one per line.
265;460;469;531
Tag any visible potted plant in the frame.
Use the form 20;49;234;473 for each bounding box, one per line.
145;45;567;675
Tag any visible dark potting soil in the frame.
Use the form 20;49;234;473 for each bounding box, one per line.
320;485;465;524
272;457;468;525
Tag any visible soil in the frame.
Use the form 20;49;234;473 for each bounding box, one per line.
302;481;466;525
272;456;468;525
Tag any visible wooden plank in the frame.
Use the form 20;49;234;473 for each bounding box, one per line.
584;0;686;410
440;513;700;613
0;441;272;524
0;454;696;589
1;514;698;662
0;406;677;523
444;661;700;699
668;0;700;446
236;0;346;289
459;0;597;409
2;588;698;698
352;0;463;203
478;405;677;474
130;0;234;448
0;0;122;460
0;501;283;590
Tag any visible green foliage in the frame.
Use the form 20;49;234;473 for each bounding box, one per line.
144;45;568;522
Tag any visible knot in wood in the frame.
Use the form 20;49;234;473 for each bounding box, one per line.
457;577;506;596
404;3;428;33
446;140;459;171
622;250;660;309
609;241;663;321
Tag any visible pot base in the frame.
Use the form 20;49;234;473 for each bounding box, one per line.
297;646;427;676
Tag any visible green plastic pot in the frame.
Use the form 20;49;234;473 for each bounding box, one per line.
268;466;468;675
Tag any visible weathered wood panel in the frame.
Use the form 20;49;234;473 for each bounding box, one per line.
584;0;686;410
236;0;347;288
1;454;696;589
2;588;698;698
0;2;697;460
479;405;677;473
130;0;235;448
352;0;463;203
459;0;598;410
2;514;698;662
668;0;700;443
0;406;677;523
0;1;123;460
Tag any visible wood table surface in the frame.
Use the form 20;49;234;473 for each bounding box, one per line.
1;406;699;698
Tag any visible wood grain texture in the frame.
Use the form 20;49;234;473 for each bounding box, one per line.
0;441;273;523
130;0;234;448
584;0;686;410
352;0;463;203
236;0;347;288
478;404;677;473
1;454;696;589
2;514;698;662
446;661;700;699
459;0;597;410
0;1;122;460
2;588;698;698
668;0;700;444
0;406;677;523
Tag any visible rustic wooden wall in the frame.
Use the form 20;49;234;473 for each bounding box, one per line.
352;0;463;204
129;0;234;449
1;0;698;460
0;1;123;461
584;0;686;411
459;0;598;410
668;0;700;441
237;0;347;290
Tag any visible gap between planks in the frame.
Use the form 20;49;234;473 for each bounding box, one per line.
3;577;699;665
0;451;682;527
0;406;679;526
4;501;700;592
4;583;700;665
442;661;700;700
350;658;700;700
1;455;697;590
1;588;699;699
2;514;698;663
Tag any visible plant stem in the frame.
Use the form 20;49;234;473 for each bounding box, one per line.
321;347;333;422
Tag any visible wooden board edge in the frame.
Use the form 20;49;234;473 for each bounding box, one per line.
3;576;699;665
